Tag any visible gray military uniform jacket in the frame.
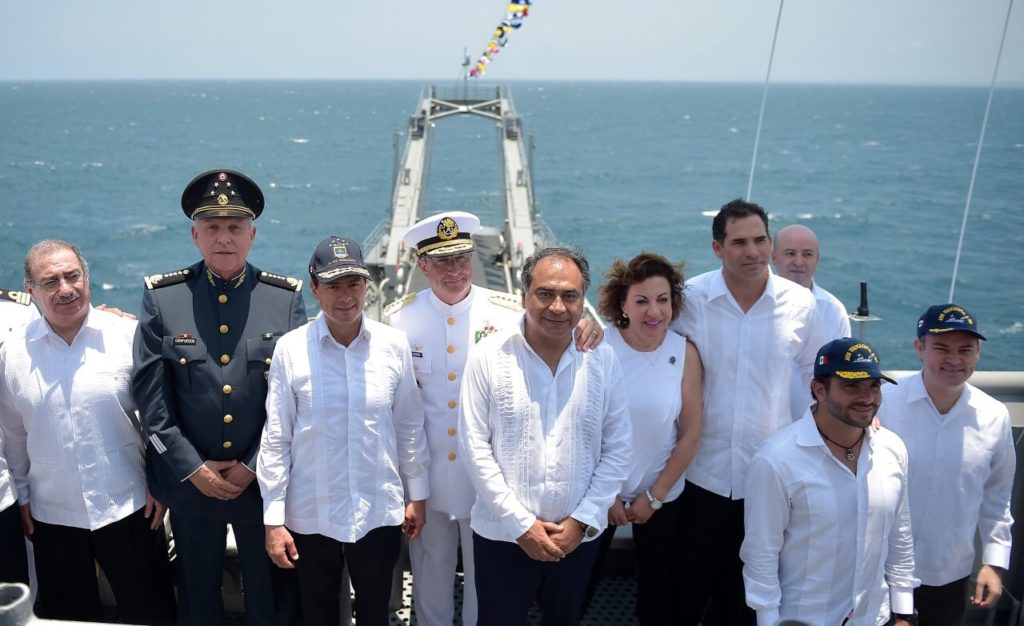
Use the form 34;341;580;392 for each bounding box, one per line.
132;261;306;520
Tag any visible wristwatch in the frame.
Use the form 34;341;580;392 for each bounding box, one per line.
645;489;663;511
892;611;918;625
573;517;600;539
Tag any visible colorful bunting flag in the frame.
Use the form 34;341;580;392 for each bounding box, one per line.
468;0;532;78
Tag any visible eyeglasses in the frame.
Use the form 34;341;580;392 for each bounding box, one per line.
31;270;84;294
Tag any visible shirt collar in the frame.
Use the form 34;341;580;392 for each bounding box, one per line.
706;267;778;305
28;305;97;344
205;264;248;291
906;370;976;415
313;312;369;347
429;285;475;314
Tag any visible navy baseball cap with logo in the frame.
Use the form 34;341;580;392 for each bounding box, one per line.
917;303;987;341
814;337;897;384
181;169;265;220
309;236;371;282
403;211;480;258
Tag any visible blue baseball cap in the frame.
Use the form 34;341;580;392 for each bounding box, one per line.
917;304;986;340
814;337;897;385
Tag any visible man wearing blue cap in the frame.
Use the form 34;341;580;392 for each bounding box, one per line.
877;305;1015;624
741;337;917;625
259;236;429;626
387;211;603;626
132;170;306;625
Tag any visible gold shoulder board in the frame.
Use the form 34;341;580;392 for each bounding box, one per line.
383;293;417;317
0;289;31;305
258;271;303;292
488;292;522;312
145;268;192;290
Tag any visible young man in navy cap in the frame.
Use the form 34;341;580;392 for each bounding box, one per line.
741;337;917;625
386;211;603;626
259;236;429;626
132;170;306;625
877;305;1015;624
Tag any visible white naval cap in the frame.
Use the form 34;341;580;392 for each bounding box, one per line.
403;211;480;258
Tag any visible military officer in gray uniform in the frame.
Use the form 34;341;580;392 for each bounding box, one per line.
132;170;306;625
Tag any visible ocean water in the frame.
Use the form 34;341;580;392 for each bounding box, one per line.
0;80;1021;370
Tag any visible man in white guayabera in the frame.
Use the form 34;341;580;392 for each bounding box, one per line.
458;247;631;626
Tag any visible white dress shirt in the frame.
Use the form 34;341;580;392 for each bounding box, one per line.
0;299;38;514
387;285;522;519
670;269;825;499
878;372;1015;586
0;307;147;530
789;281;852;419
258;314;429;543
458;318;632;543
605;327;687;502
741;413;917;626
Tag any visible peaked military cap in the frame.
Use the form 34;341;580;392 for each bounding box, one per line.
403;211;480;258
181;169;264;220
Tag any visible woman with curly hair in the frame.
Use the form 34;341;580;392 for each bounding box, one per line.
585;251;703;625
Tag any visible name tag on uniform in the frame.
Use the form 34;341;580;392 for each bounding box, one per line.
173;336;197;346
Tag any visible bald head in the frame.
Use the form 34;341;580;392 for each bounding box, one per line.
772;224;819;288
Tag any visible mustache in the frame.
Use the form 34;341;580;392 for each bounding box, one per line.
53;291;80;305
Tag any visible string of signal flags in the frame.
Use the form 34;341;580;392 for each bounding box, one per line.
467;0;532;78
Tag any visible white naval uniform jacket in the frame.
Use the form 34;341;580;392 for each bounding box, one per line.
387;285;522;519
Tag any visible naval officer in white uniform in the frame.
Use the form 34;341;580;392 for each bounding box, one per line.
386;211;603;626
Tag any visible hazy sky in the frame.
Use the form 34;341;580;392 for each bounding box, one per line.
2;0;1022;84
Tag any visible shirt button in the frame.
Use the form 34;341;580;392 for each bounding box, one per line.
447;427;456;436
448;372;457;381
223;441;232;449
178;357;187;365
223;385;232;395
220;354;230;365
264;357;272;366
448;400;457;409
219;324;229;334
447;452;456;461
447;345;456;354
223;414;233;424
218;294;228;304
447;317;456;326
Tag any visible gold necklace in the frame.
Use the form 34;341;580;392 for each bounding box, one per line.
816;426;865;462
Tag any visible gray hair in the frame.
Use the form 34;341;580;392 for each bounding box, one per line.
521;246;590;293
24;239;90;285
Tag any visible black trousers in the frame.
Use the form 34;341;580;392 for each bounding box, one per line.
171;514;281;626
916;577;969;626
32;508;176;625
583;494;687;625
0;503;29;585
474;531;601;626
676;481;754;626
290;525;401;626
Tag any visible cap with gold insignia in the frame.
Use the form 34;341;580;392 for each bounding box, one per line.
917;303;986;340
403;211;480;258
814;337;897;385
181;170;265;220
309;236;370;282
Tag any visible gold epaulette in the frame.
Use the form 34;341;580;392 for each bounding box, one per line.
145;268;193;290
258;271;303;292
488;292;522;312
383;293;416;317
0;289;31;306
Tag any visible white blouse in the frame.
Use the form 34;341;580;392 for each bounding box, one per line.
605;326;686;502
